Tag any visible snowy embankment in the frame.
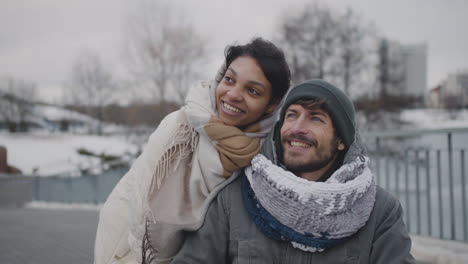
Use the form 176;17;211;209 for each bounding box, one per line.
1;132;139;176
401;108;468;129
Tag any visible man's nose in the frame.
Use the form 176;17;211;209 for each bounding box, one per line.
289;116;308;134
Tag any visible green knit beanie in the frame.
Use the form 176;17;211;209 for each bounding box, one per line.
277;79;356;149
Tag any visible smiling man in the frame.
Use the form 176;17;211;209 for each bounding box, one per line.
280;98;345;181
173;80;415;264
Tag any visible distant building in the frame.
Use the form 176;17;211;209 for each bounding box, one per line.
401;43;428;98
385;41;428;104
438;70;468;108
429;85;442;108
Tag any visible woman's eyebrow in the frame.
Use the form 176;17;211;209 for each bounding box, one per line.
228;67;265;89
247;80;265;89
227;67;237;75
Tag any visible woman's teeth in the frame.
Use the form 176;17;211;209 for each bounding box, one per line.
223;102;242;113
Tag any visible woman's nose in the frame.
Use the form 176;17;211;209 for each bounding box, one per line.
226;85;243;101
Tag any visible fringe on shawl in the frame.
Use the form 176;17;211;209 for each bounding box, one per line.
142;222;156;264
148;123;199;203
142;123;199;264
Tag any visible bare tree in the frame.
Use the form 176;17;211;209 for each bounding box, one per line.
276;4;375;96
377;38;406;99
66;51;116;135
336;8;375;97
0;76;37;132
277;4;340;85
124;0;207;107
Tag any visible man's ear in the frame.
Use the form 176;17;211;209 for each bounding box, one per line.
337;139;345;151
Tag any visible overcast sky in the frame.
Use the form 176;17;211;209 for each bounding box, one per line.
1;0;467;102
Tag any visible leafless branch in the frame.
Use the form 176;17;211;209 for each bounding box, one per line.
65;51;116;135
0;76;37;132
124;0;207;105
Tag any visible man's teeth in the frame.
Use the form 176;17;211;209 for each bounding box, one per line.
290;141;311;148
223;102;242;113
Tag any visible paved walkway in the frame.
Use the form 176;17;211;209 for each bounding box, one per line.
2;207;468;264
0;208;98;264
411;235;468;264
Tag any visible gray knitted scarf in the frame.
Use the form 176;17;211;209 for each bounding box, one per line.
244;153;376;252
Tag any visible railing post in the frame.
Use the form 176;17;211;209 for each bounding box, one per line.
405;149;411;232
437;150;444;239
385;154;390;191
448;132;455;240
66;177;72;204
395;157;400;199
425;149;432;236
461;149;467;242
94;174;99;205
415;149;421;235
376;137;381;185
34;176;40;201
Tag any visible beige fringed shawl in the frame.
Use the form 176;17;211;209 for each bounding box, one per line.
129;71;278;263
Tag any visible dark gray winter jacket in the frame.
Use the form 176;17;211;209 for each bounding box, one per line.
172;172;415;264
173;108;414;264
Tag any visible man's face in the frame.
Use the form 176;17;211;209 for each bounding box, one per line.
280;104;345;173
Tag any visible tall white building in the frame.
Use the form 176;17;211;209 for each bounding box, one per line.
401;43;428;98
386;41;428;100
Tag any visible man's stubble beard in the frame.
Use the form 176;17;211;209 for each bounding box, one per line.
282;134;340;174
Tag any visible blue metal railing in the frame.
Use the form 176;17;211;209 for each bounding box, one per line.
365;127;468;243
0;168;128;206
32;168;128;204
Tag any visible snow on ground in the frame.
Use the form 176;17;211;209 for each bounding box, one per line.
37;104;97;124
0;132;139;176
25;201;101;211
33;104;130;134
411;235;468;263
401;108;468;129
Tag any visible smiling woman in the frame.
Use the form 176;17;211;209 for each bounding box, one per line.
215;38;290;129
216;56;274;128
94;37;290;264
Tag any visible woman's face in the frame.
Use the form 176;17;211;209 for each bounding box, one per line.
215;56;275;128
